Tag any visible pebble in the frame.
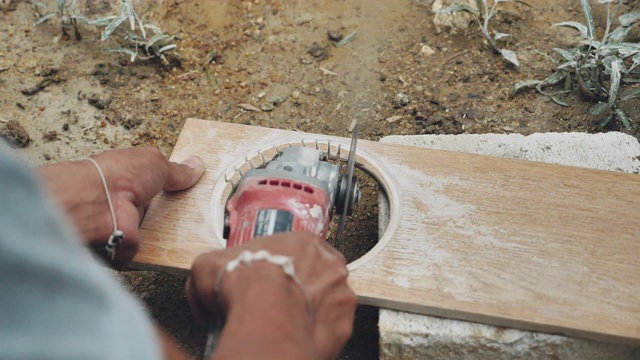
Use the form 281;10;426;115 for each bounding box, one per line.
394;93;410;107
327;30;343;41
268;95;288;104
421;45;436;56
261;103;275;112
386;115;403;123
258;92;266;99
291;91;300;100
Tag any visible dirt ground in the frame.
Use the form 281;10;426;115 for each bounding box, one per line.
1;0;638;358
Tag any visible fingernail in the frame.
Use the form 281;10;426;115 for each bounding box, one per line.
182;156;204;170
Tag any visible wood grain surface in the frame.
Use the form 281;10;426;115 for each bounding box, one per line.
134;119;640;345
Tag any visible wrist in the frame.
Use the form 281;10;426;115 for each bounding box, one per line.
37;159;113;245
214;263;317;359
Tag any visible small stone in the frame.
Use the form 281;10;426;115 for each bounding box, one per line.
327;30;343;42
88;93;111;110
308;42;329;60
42;130;59;142
386;115;403;123
260;102;275;112
420;45;436;56
258;92;266;99
378;52;390;64
44;154;51;161
38;106;46;111
62;123;69;131
291;91;300;100
268;95;288;105
503;126;514;132
393;93;410;107
1;120;30;147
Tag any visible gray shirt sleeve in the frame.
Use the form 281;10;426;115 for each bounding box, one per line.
0;146;161;359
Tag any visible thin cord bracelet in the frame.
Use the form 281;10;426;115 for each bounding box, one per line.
85;157;125;261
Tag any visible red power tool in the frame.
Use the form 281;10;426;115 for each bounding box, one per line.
204;126;361;357
223;125;361;249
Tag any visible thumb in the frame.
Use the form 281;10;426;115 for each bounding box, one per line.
163;156;205;192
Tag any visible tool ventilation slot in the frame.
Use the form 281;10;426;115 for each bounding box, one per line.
257;179;314;194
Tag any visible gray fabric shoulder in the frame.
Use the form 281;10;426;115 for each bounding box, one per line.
0;148;161;360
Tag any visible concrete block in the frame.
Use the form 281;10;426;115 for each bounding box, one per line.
378;132;640;360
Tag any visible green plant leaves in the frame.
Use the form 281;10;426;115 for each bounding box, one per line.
550;96;570;106
619;10;640;27
553;21;589;39
145;34;172;51
496;0;533;7
615;108;631;129
598;114;613;130
553;48;574;61
579;0;596;39
34;13;56;26
621;87;640;101
87;15;117;26
513;80;541;94
500;49;520;66
438;4;479;16
102;48;137;62
590;102;610;115
101;13;127;41
157;44;177;54
608;57;622;107
608;25;633;44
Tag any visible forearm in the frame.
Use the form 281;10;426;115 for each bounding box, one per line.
213;308;318;360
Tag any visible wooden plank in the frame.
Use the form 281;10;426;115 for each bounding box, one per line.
134;119;640;345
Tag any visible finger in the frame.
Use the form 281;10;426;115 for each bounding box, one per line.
108;200;143;267
185;276;214;325
136;205;145;224
163;156;205;192
320;241;347;266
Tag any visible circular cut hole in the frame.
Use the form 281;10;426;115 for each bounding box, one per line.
211;140;396;269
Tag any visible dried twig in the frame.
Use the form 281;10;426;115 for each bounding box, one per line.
178;70;198;79
441;49;471;68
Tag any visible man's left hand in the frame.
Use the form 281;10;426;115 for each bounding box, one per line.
37;147;205;267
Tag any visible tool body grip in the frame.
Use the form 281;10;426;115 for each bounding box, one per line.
225;176;332;247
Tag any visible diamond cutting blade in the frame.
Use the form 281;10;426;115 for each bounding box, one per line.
335;123;359;250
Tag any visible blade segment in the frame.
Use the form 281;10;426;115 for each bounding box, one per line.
336;123;359;250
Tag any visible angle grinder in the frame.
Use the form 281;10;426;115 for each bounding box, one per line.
204;125;361;356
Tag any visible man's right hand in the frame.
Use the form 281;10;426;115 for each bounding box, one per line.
186;232;357;360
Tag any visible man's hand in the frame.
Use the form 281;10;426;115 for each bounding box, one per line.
37;147;205;267
186;232;357;360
